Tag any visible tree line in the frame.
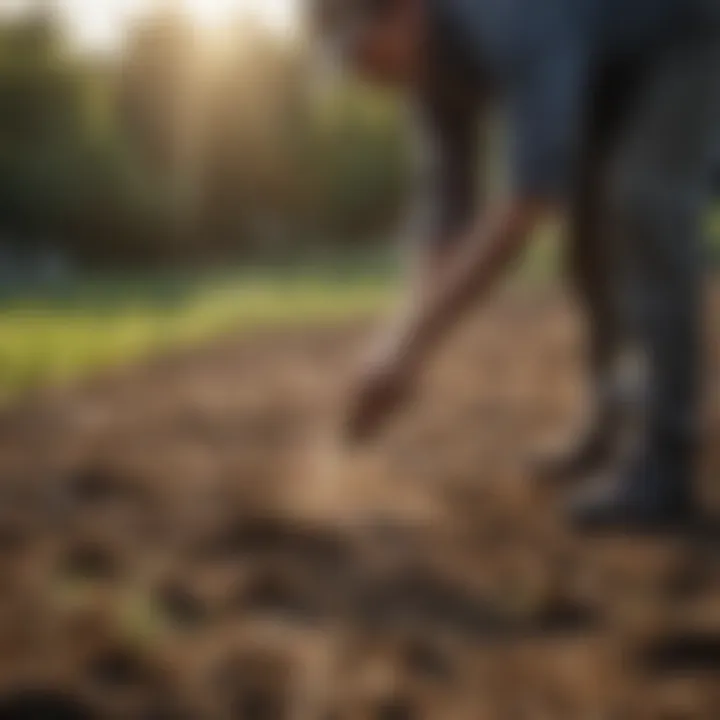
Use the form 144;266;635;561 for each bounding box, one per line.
0;7;411;267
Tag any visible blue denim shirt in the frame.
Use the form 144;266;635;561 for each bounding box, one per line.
431;0;697;199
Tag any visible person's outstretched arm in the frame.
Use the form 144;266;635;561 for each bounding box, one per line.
401;195;546;359
346;194;546;441
345;44;584;441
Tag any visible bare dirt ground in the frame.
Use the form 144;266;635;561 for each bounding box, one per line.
0;287;718;719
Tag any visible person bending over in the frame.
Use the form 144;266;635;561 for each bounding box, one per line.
311;0;720;530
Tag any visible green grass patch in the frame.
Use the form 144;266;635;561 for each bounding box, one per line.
0;268;394;401
2;207;718;403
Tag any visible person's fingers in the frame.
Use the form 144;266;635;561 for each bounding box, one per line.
343;374;409;445
343;388;383;443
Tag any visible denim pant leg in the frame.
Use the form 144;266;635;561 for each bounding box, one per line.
606;31;720;477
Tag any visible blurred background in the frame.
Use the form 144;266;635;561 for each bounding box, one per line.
0;3;719;719
0;0;413;399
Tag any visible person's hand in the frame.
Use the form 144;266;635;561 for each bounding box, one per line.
344;330;418;443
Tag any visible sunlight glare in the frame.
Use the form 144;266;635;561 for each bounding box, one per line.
49;0;296;52
184;0;243;29
180;0;296;33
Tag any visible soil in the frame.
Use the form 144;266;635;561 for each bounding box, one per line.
0;287;718;719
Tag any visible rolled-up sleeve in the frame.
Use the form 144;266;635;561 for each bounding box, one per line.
508;46;588;201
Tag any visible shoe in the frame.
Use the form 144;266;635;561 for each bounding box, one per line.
533;363;643;484
568;450;696;533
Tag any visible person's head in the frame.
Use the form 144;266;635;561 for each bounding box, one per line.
310;0;428;87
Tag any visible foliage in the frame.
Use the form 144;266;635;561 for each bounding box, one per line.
0;7;411;267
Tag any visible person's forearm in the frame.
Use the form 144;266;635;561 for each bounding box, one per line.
403;200;545;364
390;216;474;345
